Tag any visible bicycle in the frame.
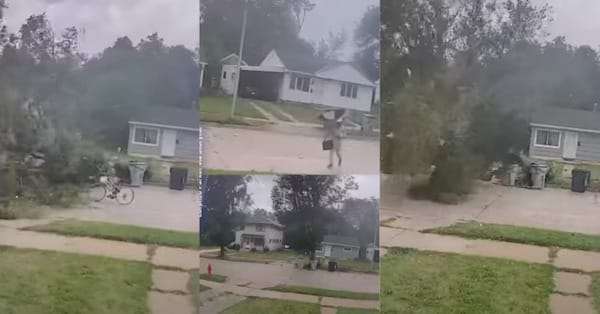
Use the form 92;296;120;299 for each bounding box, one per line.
89;174;135;205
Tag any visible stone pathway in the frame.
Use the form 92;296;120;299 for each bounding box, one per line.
381;226;600;314
0;225;199;314
199;279;379;311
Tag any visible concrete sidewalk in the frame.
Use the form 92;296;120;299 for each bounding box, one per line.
199;279;379;310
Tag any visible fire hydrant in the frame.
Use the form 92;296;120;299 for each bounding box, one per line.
207;263;212;276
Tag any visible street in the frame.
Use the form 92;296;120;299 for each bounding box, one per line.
202;125;380;175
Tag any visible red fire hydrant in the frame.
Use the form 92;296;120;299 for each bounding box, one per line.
207;263;212;276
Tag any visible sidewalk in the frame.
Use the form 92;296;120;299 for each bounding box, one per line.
381;226;600;314
199;279;379;312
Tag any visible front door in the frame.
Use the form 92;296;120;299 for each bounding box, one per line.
324;245;332;257
161;130;177;157
563;131;578;159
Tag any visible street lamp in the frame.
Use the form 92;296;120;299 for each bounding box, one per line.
230;0;249;118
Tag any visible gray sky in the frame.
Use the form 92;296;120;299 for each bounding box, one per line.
247;175;379;212
533;0;600;48
300;0;378;61
3;0;199;54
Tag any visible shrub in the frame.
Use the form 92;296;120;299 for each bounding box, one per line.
263;247;270;253
250;247;257;252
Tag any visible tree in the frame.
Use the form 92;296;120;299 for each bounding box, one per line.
272;175;356;260
201;175;252;258
353;5;380;81
315;31;347;60
340;197;379;258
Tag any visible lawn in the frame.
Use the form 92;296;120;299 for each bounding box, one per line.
204;250;300;263
426;221;600;251
592;274;600;313
221;298;320;314
0;246;151;314
381;248;554;313
267;285;379;300
254;101;294;122
199;273;227;283
200;96;266;122
335;259;379;274
275;101;322;124
202;168;275;176
25;220;199;249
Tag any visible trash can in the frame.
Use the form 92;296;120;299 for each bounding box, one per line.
328;260;337;272
128;161;147;187
530;163;549;189
169;167;188;191
571;169;591;193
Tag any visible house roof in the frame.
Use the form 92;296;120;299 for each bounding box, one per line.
220;53;247;66
531;107;600;132
245;214;284;228
129;106;199;130
322;235;360;247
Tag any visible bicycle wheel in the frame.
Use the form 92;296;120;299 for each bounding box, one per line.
89;184;107;202
116;188;135;205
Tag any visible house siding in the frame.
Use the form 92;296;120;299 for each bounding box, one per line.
279;72;373;112
328;244;360;260
529;126;600;162
220;64;238;95
127;124;199;161
234;223;283;251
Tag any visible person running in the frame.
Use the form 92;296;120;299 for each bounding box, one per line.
320;109;346;169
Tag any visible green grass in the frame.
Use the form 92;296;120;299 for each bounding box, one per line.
0;246;151;314
255;101;294;122
426;221;600;251
275;101;322;124
25;219;199;249
337;308;380;314
221;298;320;314
188;270;201;314
223;250;300;263
381;247;553;313
199;273;227;283
200;96;266;122
592;274;600;313
335;259;379;274
202;168;275;176
267;285;379;300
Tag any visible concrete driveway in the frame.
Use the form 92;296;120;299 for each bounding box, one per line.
203;125;379;175
48;185;199;232
382;181;600;234
199;257;379;294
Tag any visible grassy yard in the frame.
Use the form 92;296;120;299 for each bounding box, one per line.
199;273;228;283
275;101;322;124
25;220;199;249
0;246;151;314
592;274;600;313
202;168;275;176
221;298;320;314
203;250;300;263
426;221;600;251
255;101;294;122
335;259;379;274
337;308;380;314
381;248;554;313
267;285;379;300
200;96;266;123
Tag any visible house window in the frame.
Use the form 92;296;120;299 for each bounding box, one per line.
290;74;311;92
256;225;265;232
223;71;227;79
535;129;560;147
133;127;159;146
340;83;358;99
343;247;352;252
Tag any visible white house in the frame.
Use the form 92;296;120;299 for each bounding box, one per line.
219;49;376;112
219;53;247;95
234;214;284;251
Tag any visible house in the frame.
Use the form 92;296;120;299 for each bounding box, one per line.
316;235;361;260
234;214;284;251
219;49;376;112
529;107;600;165
127;105;199;161
219;53;248;95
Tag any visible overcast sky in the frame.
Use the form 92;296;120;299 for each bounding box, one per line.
247;175;379;212
2;0;199;54
533;0;600;48
300;0;378;60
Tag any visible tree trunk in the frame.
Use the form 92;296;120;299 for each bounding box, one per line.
219;245;225;258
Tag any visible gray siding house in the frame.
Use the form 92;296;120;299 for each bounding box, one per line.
317;235;360;260
529;107;600;163
127;106;199;161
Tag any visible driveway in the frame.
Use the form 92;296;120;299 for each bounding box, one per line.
48;185;199;232
382;181;600;234
203;125;379;175
199;257;379;294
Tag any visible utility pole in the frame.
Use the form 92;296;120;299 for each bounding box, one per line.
230;0;249;118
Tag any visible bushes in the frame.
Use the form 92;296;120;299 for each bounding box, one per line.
263;247;270;253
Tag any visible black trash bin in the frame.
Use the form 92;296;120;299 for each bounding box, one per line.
169;167;188;191
328;260;337;272
571;169;590;193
